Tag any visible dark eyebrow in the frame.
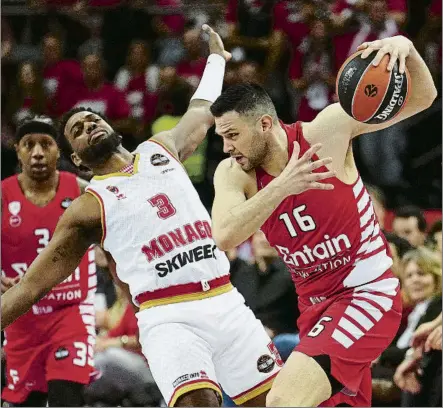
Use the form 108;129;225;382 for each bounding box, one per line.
71;113;95;134
218;128;236;136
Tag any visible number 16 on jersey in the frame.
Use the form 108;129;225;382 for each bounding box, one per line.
279;205;316;237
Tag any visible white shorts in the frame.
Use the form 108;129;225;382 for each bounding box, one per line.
136;288;282;406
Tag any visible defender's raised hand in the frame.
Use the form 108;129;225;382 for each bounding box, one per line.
277;142;335;197
202;24;232;62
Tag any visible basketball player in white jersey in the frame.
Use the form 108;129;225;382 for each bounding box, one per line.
1;26;284;407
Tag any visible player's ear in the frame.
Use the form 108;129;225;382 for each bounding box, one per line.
71;152;82;167
260;115;273;133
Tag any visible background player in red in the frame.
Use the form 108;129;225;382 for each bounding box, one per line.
210;36;437;406
1;116;97;407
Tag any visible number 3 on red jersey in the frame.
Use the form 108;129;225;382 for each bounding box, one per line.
148;194;176;220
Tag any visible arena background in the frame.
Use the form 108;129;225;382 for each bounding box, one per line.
1;0;442;406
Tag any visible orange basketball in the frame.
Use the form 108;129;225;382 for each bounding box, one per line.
336;50;411;124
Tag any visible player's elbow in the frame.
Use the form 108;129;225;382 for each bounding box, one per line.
213;229;236;252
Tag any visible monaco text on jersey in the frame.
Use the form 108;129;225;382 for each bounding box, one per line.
141;219;213;262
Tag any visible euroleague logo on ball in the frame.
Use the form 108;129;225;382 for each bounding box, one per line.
364;84;378;97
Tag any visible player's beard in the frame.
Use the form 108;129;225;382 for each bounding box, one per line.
244;130;268;171
78;131;122;167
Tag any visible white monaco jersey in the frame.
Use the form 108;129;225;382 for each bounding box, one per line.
86;140;230;305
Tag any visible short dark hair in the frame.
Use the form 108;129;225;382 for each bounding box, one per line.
210;83;277;119
429;219;442;236
394;205;427;232
385;232;415;256
58;107;108;156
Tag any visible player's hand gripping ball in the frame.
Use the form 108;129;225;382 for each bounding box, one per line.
336;36;412;124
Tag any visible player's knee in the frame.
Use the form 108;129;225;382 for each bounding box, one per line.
266;352;333;407
266;382;330;407
175;388;221;407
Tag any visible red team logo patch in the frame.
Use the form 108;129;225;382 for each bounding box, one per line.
8;201;22;227
106;185;126;200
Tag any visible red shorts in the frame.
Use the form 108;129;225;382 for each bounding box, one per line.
2;304;96;404
295;271;402;407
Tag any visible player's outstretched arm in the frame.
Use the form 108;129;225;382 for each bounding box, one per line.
212;144;335;251
152;25;231;162
1;194;102;329
306;36;437;144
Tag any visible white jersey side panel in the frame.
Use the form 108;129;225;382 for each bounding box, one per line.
86;140;230;303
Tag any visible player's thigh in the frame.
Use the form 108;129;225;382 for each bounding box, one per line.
214;305;282;406
141;322;222;407
293;289;401;406
266;351;333;407
45;334;95;386
2;345;48;404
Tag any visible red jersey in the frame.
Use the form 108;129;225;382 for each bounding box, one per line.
1;172;96;341
256;122;393;304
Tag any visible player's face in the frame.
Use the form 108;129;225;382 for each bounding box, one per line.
403;260;436;303
392;217;425;247
16;133;59;181
215;111;269;171
65;111;121;168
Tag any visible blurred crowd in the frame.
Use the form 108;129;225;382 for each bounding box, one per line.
1;0;442;406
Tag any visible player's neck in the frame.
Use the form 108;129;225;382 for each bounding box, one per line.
18;171;59;194
260;125;289;177
92;147;135;176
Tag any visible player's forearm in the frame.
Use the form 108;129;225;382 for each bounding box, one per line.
406;45;437;110
214;180;286;251
169;54;226;161
1;279;46;328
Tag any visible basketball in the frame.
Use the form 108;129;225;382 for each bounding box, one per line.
336;50;411;124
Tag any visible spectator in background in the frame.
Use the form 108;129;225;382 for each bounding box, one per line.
372;247;441;405
176;25;206;89
63;52;134;137
273;0;310;56
385;232;414;280
428;219;442;255
225;0;282;74
143;66;190;127
7;62;49;125
41;33;83;116
152;0;186;67
366;184;387;230
392;206;427;248
333;0;400;72
332;0;407;30
2;17;15;59
114;40;160;121
290;18;335;122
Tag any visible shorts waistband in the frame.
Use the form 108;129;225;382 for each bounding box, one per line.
136;275;232;310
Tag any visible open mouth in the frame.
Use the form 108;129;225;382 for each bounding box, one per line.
231;155;244;164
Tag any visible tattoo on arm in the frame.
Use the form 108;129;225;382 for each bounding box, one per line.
51;244;70;263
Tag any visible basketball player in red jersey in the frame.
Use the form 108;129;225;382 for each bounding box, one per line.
210;36;437;406
1;116;97;407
